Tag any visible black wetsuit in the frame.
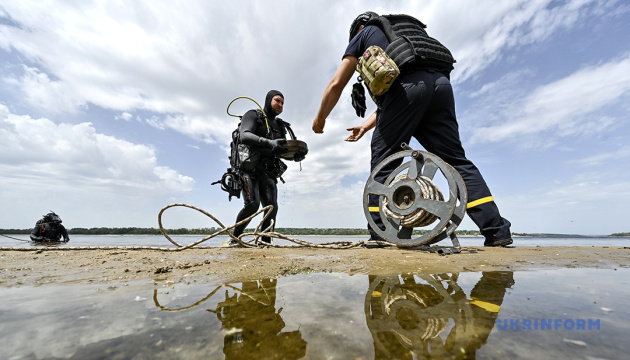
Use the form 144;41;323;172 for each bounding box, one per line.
30;219;70;242
232;90;288;243
346;23;512;245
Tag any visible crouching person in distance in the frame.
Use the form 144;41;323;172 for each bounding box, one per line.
30;211;70;242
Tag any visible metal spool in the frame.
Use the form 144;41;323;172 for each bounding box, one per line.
363;145;467;247
277;139;309;160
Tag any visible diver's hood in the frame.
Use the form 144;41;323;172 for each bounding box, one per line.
44;211;62;223
263;90;283;120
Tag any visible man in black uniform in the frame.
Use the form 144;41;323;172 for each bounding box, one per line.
30;211;70;242
231;90;300;245
312;12;512;247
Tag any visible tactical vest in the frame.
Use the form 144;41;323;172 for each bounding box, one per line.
365;14;456;72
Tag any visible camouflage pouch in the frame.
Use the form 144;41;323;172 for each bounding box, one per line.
357;45;400;101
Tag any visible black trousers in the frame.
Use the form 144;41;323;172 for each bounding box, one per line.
233;171;278;243
368;69;511;243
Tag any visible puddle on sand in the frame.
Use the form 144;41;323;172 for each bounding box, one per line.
1;268;629;359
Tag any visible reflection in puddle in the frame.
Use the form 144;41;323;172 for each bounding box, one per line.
365;272;513;358
154;279;307;359
2;269;628;359
212;280;307;358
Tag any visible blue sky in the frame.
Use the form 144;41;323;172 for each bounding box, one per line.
1;0;629;235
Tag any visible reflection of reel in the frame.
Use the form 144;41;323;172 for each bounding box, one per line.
365;274;474;358
363;147;467;247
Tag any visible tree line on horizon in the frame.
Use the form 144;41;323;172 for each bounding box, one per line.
2;227;627;237
1;226;477;236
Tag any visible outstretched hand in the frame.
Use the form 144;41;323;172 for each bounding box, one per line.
345;125;367;142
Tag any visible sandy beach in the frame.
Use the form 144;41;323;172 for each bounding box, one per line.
2;246;629;287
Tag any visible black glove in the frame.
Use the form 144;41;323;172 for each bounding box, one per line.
259;138;288;155
269;139;288;155
351;82;367;118
294;154;305;162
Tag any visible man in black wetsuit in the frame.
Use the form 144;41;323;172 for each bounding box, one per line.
312;12;513;247
30;211;70;242
231;90;301;245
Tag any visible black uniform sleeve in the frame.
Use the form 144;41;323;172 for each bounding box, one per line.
344;26;390;59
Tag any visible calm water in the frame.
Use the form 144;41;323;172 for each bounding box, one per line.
1;234;629;248
1;269;629;359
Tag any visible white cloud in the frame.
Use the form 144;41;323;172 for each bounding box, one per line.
439;0;606;82
0;0;607;144
567;146;630;167
115;112;133;121
0;104;194;194
0;1;349;144
469;54;630;145
4;65;87;114
142;115;165;130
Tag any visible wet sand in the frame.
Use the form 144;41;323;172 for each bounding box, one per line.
2;246;629;287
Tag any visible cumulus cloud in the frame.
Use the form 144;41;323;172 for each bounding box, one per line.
0;1;349;145
4;65;87;114
0;0;608;146
0;104;194;194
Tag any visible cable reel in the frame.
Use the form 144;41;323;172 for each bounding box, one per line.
363;143;467;248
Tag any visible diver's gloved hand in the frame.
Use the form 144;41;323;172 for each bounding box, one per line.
351;82;367;118
258;138;287;154
269;139;288;155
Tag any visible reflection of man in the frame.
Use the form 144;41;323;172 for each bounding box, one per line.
364;272;514;359
215;279;306;359
464;271;515;355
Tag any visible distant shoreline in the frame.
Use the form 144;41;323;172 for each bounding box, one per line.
2;228;628;237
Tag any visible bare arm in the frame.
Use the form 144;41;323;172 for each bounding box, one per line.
312;56;357;133
345;111;377;142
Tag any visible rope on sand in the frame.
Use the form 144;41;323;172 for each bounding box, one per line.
0;204;384;251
